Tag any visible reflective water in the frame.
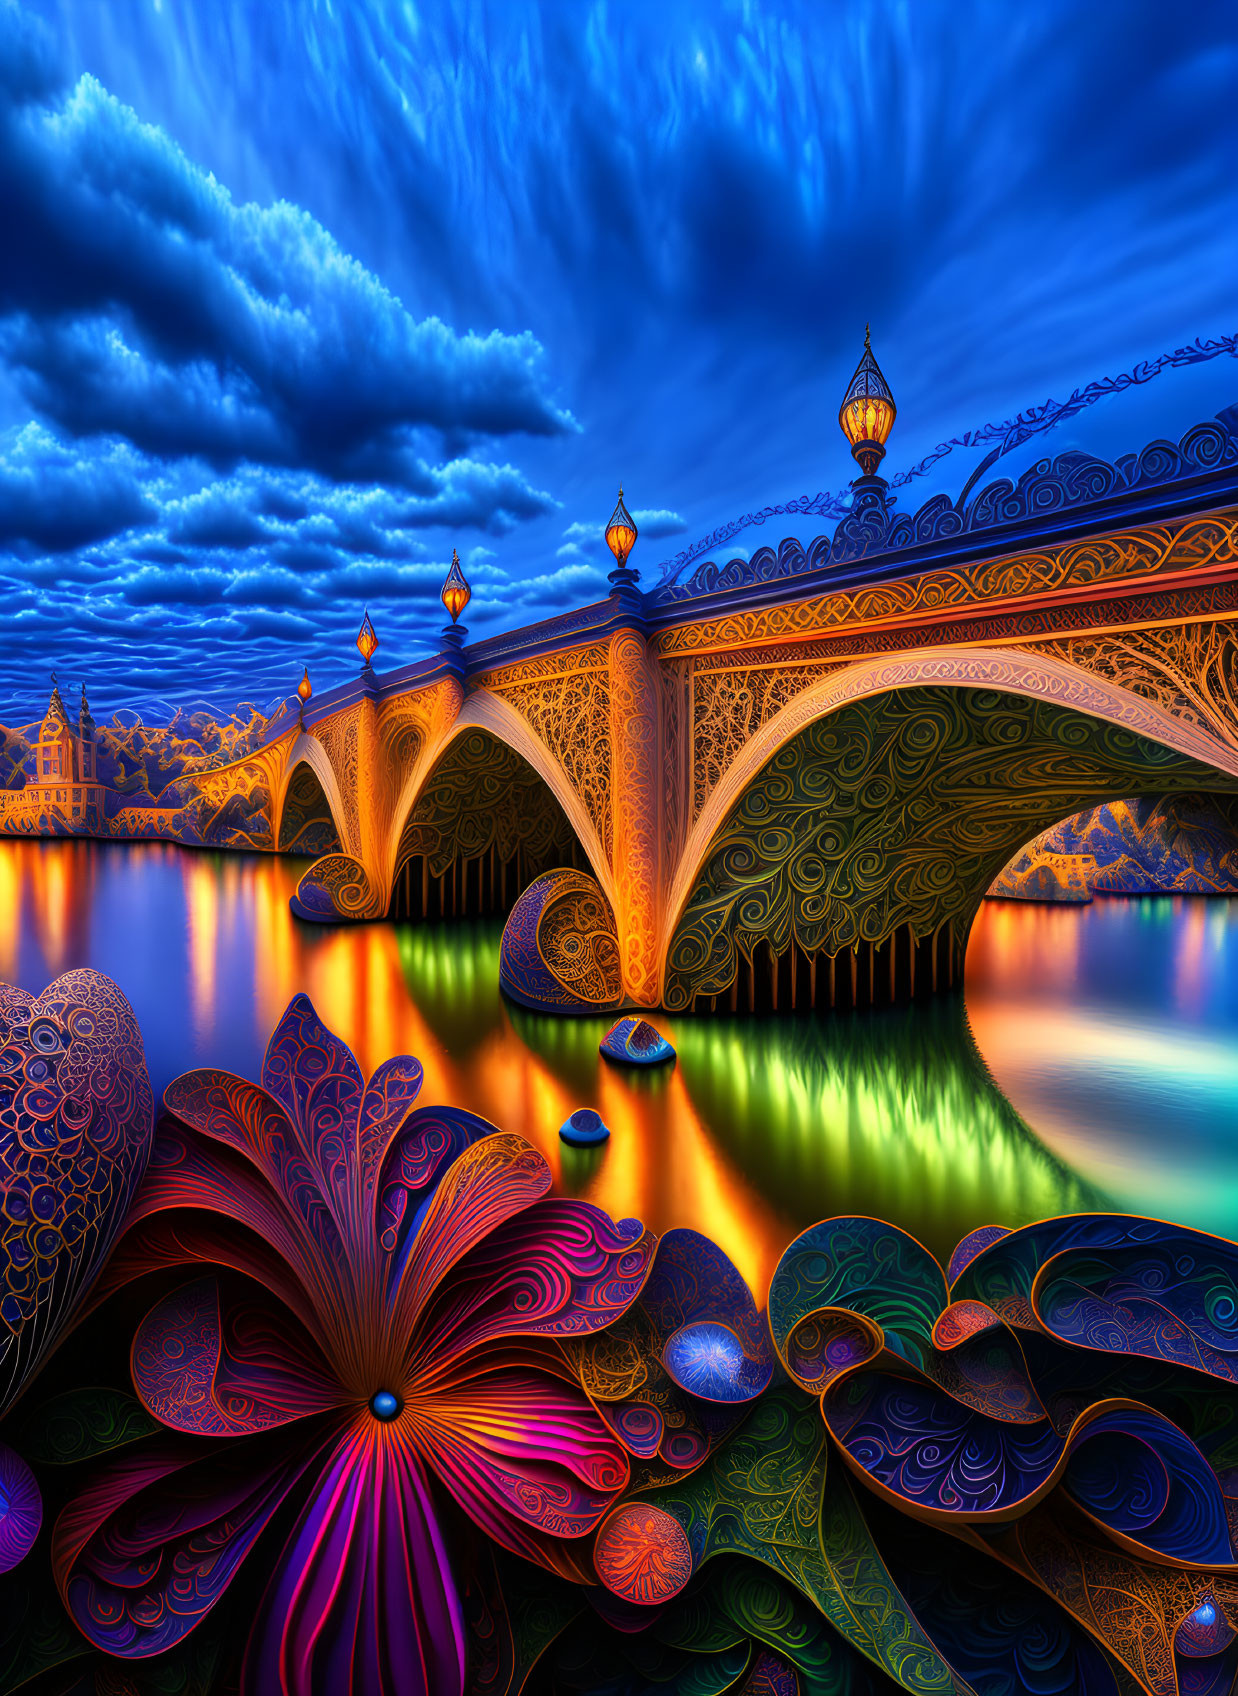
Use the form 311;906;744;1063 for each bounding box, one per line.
967;894;1238;1236
0;839;1232;1296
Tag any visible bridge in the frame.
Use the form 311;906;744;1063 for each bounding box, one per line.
147;396;1238;1017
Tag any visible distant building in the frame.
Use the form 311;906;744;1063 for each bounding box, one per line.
0;677;111;834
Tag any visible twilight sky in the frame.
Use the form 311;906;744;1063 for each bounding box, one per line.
0;0;1235;721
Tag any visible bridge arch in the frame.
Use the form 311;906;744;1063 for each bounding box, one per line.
661;646;1238;1012
272;735;352;859
385;692;614;921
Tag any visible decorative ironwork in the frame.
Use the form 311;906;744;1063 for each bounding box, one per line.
656;338;1238;590
662;410;1238;601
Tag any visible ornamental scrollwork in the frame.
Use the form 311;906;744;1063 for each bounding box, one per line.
394;728;576;881
688;660;852;822
483;648;614;859
657;407;1238;599
663;684;1238;1011
657;511;1238;658
1024;623;1238;756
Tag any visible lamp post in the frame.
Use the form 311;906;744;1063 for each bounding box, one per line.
296;666;312;730
440;549;471;671
356;609;379;673
839;326;896;481
605;486;639;594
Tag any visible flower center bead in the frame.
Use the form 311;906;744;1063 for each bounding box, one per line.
370;1390;401;1421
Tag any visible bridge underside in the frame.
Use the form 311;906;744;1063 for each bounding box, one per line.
500;681;1238;1014
389;728;588;921
663;683;1238;1011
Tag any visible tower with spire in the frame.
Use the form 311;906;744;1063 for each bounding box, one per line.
12;674;110;832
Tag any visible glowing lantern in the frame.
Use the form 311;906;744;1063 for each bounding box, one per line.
440;549;471;625
297;667;312;703
356;609;378;668
605;487;638;579
839;325;896;477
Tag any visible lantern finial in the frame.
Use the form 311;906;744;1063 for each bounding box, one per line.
605;487;639;589
356;608;378;669
839;329;896;478
440;549;471;626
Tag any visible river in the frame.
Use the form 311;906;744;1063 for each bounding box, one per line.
1;837;1234;1296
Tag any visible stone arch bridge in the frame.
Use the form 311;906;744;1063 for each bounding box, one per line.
184;411;1238;1014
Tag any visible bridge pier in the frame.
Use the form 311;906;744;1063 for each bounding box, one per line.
608;628;663;1007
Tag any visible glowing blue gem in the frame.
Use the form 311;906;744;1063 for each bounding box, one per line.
662;1320;773;1402
370;1390;401;1421
559;1108;610;1146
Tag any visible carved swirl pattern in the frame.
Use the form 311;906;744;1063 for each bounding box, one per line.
396;729;576;881
290;852;385;921
313;704;362;856
484;648;614;859
278;762;342;856
536;882;623;1007
1027;623;1238;756
0;970;153;1412
689;661;852;822
657;511;1238;658
498;870;621;1012
664;684;1236;1009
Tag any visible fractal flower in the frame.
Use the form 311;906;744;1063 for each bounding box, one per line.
52;996;655;1696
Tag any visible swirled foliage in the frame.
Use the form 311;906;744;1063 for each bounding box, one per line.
49;993;655;1696
12;969;1238;1694
664;685;1234;1009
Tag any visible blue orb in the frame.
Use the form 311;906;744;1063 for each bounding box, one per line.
370;1390;401;1421
559;1108;610;1147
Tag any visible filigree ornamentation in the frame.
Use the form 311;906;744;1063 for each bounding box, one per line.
658;406;1238;598
0;970;153;1413
688;661;852;821
290;851;386;921
1026;623;1238;755
657;512;1238;657
277;761;342;856
483;648;614;858
663;684;1237;1010
608;631;661;1006
498;869;621;1012
312;703;362;855
395;729;576;882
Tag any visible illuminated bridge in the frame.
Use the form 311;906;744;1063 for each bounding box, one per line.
147;382;1237;1017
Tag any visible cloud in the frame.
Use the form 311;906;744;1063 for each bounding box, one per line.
0;16;577;487
0;423;154;550
631;508;687;539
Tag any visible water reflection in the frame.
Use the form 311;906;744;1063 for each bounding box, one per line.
0;838;1110;1295
968;896;1238;1233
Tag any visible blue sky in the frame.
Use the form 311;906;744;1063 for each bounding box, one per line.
0;0;1235;721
